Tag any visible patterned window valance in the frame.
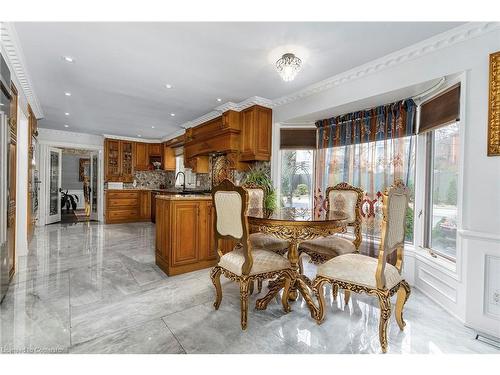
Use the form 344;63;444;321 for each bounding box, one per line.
316;99;417;148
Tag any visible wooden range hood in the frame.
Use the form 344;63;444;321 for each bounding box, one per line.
182;105;272;172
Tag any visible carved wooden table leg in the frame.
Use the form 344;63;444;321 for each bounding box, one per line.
287;240;300;301
255;279;284;310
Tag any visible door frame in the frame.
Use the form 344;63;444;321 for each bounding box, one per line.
38;140;104;226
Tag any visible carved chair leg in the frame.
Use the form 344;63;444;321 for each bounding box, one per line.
332;284;338;300
312;277;329;324
281;273;292;313
210;267;223;310
395;280;411;330
240;279;250;330
376;292;392;353
344;290;351;306
257;279;263;294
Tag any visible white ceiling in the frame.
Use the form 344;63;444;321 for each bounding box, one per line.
14;22;463;138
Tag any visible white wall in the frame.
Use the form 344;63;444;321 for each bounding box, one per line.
15;104;28;258
272;23;500;338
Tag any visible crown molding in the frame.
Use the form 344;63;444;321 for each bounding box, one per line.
178;95;273;131
0;22;44;118
272;22;500;107
102;134;160;143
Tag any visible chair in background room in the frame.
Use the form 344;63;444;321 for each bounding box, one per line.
210;179;295;329
311;180;411;353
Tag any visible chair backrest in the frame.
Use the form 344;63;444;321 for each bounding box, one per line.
212;179;253;275
326;182;364;249
243;184;265;211
375;179;409;289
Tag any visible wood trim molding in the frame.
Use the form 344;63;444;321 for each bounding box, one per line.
0;22;44;119
272;22;500;107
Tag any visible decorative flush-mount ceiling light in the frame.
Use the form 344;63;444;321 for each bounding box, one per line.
275;53;302;82
62;56;75;63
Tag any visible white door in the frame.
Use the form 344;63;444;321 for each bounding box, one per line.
46;147;62;224
89;152;98;221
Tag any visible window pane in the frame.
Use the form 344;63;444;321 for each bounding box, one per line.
280;150;313;210
429;122;459;259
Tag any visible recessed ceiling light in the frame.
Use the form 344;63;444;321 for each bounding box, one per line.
137;134;142;137
65;112;70;116
165;84;173;89
216;98;222;102
65;92;71;96
151;126;155;129
64;124;69;128
0;103;4;106
170;113;175;117
62;56;75;63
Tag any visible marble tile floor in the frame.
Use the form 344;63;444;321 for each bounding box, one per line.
0;222;498;354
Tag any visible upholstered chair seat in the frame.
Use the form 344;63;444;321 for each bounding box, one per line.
218;247;291;276
299;236;355;259
317;253;402;289
248;232;289;254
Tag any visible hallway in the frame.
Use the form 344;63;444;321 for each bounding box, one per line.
0;222;497;354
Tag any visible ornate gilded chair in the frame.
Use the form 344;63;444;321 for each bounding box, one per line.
210;179;295;330
244;184;290;293
298;182;363;265
311;180;411;353
244;185;290;255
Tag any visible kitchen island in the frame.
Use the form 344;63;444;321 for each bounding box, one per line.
155;194;218;276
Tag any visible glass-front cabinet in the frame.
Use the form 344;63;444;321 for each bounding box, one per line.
104;139;134;182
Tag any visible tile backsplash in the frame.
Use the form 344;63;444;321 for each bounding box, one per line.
121;169;211;190
124;170;175;189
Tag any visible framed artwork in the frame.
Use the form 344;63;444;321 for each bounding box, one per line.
79;158;90;181
488;51;500;156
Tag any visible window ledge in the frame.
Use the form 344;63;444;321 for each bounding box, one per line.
406;245;459;280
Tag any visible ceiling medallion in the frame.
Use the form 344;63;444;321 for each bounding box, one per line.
275;53;302;82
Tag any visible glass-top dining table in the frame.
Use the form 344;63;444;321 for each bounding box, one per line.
247;207;348;317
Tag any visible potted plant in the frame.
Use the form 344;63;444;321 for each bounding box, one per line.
60;189;79;212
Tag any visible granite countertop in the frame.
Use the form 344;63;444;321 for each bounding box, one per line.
155;194;212;201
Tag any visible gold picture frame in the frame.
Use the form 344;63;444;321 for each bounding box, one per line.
488;51;500;156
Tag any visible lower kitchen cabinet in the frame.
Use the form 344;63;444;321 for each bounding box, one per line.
155;196;218;276
105;190;151;223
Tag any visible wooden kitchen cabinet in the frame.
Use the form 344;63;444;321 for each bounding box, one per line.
104;139;134;182
239;105;272;162
134;142;149;171
105;190;151;223
148;143;162;156
155;197;218;276
163;145;176;171
184;155;209;173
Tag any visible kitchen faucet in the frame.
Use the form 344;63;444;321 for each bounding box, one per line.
175;171;186;191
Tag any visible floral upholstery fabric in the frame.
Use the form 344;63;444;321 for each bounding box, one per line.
328;189;358;224
245;188;265;210
214;191;243;239
317;253;402;289
299;236;355;258
218;247;291;276
386;194;407;251
249;232;289;253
